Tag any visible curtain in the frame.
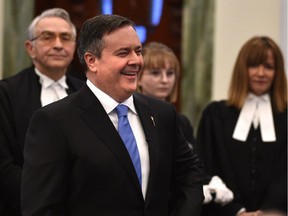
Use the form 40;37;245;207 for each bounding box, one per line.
181;0;214;130
3;0;34;78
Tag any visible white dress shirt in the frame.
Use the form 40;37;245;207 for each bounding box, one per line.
35;69;68;107
87;79;150;199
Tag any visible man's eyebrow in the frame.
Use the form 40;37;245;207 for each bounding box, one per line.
113;47;129;54
118;47;130;51
113;45;142;54
37;30;72;34
135;45;142;50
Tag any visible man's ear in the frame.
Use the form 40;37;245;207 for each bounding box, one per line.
24;40;35;59
84;53;98;72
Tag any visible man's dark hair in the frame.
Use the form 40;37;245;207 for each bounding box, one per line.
77;14;135;71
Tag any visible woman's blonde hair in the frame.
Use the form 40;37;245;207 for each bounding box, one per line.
139;42;180;103
227;36;287;112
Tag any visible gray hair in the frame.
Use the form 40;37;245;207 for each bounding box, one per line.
27;8;76;40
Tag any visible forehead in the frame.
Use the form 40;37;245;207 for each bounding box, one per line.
145;54;177;69
35;17;72;33
103;25;141;49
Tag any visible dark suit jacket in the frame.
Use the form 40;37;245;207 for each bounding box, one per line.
0;66;84;216
21;85;204;216
177;113;196;147
196;100;287;216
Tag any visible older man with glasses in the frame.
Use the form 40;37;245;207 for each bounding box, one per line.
0;8;84;216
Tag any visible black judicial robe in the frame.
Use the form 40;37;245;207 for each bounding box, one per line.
196;100;287;216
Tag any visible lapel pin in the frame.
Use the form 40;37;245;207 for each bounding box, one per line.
150;116;156;126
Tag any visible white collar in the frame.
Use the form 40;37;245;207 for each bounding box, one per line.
86;79;137;115
35;68;68;89
232;93;276;142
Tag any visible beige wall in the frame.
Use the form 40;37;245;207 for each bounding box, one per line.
212;0;287;100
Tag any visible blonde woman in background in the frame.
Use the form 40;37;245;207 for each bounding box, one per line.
138;41;195;146
138;41;234;210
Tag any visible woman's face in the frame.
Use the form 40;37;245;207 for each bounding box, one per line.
138;60;176;100
248;50;275;95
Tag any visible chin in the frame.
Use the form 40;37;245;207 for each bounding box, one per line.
156;94;168;100
127;87;137;94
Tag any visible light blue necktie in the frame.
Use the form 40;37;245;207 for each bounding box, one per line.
116;104;142;185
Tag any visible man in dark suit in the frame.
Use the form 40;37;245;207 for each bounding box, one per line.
21;14;204;216
0;8;84;216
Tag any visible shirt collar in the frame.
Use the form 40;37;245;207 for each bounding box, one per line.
34;68;68;89
86;79;137;115
247;92;270;102
233;92;275;142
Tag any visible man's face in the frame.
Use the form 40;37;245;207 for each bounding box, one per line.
90;25;143;102
26;17;76;76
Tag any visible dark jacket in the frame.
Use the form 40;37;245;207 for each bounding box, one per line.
21;87;204;216
0;66;84;216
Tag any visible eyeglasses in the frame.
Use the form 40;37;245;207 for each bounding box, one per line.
30;31;75;45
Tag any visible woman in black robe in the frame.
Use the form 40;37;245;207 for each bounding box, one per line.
197;36;287;216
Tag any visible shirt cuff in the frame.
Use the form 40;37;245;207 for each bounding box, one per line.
236;208;246;216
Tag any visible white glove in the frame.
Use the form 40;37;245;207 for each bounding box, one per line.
208;176;234;205
203;184;213;204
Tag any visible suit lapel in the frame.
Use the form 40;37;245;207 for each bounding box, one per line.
21;67;42;112
133;93;160;204
66;75;84;94
14;67;41;150
78;86;142;194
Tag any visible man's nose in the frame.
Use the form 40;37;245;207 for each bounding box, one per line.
53;36;64;48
